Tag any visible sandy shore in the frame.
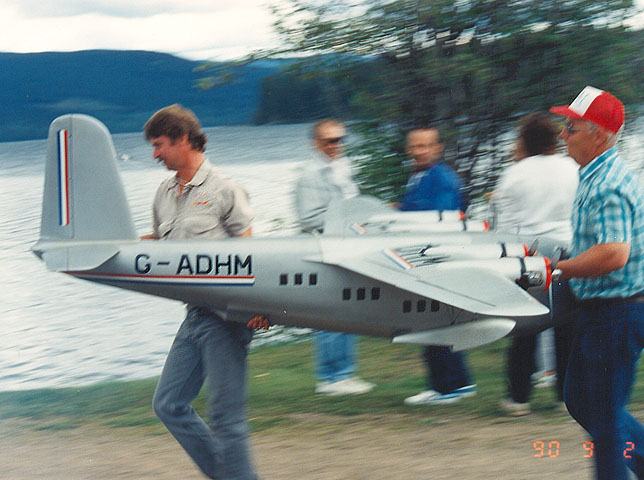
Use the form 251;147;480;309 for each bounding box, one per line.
1;411;597;479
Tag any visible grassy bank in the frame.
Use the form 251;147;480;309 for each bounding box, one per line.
2;337;643;434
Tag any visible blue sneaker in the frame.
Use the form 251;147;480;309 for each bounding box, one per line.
404;384;477;405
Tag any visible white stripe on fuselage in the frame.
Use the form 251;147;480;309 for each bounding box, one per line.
57;129;70;227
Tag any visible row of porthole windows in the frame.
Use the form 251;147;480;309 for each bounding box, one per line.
342;287;380;301
279;276;439;313
280;273;317;286
341;288;440;313
403;299;440;313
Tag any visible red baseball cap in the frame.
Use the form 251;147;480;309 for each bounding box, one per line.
550;86;624;134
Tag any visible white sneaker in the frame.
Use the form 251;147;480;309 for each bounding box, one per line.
315;377;375;396
499;399;531;417
344;377;375;390
404;385;477;406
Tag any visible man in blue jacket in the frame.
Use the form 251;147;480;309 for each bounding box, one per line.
399;128;477;405
399;128;467;212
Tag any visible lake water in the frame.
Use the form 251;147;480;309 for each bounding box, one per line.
0;123;313;392
1;120;643;392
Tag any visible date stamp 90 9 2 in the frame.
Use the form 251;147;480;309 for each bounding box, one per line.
533;441;635;459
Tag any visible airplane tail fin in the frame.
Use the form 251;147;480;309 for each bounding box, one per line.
323;195;486;236
33;114;137;271
323;196;395;236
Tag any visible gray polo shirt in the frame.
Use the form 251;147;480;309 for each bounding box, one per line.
152;159;254;240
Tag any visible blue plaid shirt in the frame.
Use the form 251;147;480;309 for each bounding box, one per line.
569;147;644;299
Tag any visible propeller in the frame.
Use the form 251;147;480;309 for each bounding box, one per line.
550;247;569;281
528;240;538;256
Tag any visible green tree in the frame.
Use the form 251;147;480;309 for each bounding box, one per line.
264;0;641;204
252;66;358;124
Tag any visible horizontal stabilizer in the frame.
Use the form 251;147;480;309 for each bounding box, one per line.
34;242;121;272
392;318;516;351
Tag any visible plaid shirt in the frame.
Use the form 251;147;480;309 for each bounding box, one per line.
569;147;644;299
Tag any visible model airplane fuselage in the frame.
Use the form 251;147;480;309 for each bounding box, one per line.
33;114;571;351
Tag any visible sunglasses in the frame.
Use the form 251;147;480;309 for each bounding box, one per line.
319;136;345;146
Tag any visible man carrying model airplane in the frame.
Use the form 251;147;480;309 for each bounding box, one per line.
551;86;644;480
143;104;259;480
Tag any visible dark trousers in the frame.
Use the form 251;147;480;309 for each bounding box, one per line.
565;302;644;479
506;323;575;403
423;346;471;393
507;279;577;403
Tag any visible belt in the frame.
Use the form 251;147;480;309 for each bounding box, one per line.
576;294;644;308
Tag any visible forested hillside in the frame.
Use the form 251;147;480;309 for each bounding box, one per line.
0;50;280;141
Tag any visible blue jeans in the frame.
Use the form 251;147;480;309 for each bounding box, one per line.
152;306;257;480
423;346;471;393
565;302;644;479
313;331;356;382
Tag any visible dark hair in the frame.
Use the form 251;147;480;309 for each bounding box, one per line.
144;104;207;152
519;112;559;157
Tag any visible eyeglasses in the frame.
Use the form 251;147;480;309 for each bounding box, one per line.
318;136;345;146
564;121;593;136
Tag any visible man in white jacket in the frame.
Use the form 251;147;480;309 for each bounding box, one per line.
294;119;374;396
492;112;578;416
493;115;579;239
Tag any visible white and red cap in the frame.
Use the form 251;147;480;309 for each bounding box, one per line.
550;86;624;134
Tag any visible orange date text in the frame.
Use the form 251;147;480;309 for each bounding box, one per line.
533;441;636;458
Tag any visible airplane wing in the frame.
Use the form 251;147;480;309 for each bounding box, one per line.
315;248;549;317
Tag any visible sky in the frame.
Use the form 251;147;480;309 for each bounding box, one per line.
0;0;285;61
0;0;642;62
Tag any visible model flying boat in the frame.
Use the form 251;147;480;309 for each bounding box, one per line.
33;114;572;351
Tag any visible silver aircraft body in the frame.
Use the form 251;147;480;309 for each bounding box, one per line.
33;114;570;351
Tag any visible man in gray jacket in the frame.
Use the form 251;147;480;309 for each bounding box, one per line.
294;119;374;396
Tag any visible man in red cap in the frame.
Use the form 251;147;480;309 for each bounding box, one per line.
551;86;644;479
